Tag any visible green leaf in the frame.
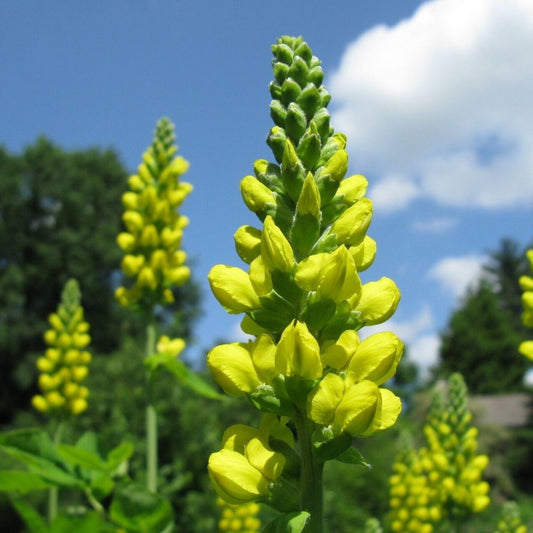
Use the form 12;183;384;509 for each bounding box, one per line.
110;482;174;533
146;353;222;399
262;511;310;533
335;446;371;468
312;432;352;463
50;511;115;533
9;496;48;533
0;470;52;493
0;429;84;488
75;432;99;455
106;441;134;472
56;444;107;472
90;471;115;500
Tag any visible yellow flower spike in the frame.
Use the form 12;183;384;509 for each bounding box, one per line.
275;320;322;380
209;265;260;313
349;236;377;272
240;176;276;213
321;329;359;369
294;252;331;291
207;343;261;397
307;373;345;425
234;225;263;264
333;379;381;437
330;197;373;246
122;211;144;233
296;173;321;217
150;249;168;272
139;224;159;248
317;246;361;303
336;174;368;204
69;398;88;416
48;313;64;331
261;216;295;272
249;256;273;297
245;437;285;481
45;391;66;409
355;277;401;325
347;331;403;385
208;449;270;504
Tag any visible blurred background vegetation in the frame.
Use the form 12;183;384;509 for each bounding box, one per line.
0;139;531;531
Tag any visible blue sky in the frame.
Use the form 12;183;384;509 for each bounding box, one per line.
2;0;532;376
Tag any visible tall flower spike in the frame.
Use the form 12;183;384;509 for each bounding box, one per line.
207;36;403;529
116;117;192;310
32;279;91;417
518;249;533;360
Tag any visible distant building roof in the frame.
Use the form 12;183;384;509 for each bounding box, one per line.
470;393;532;428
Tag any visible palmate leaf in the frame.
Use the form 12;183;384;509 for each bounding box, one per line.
110;482;174;533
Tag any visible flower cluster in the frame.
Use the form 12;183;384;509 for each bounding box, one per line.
389;374;490;532
207;36;402;510
115;117;192;310
494;501;527;533
216;498;261;532
32;279;91;417
518;249;533;360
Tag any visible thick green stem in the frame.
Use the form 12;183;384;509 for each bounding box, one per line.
48;421;65;523
295;414;324;533
145;322;158;492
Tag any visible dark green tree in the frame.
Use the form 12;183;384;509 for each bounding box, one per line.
436;238;532;394
0;138;201;425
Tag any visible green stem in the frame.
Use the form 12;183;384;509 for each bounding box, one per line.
48;421;65;524
295;414;324;533
145;322;158;493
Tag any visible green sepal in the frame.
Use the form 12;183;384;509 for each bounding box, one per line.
269;81;282;100
287;56;309;86
316;172;339;205
285;103;307;145
310;232;338;255
270;100;287;128
281;141;306;203
319;307;362;342
311;108;332;142
272;43;294;65
267;127;288;164
335;446;371;468
300;298;336;333
110;482;174;533
248;384;295;416
296;124;321;170
307;66;324;87
285;376;319;411
281;78;302;106
290;212;320;259
273;62;290;83
271;271;303;308
321;199;348;228
296;85;322;119
312;430;352;463
250;308;293;334
265;478;302;514
262;511;310;533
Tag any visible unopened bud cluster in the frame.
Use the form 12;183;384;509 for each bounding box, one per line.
217;498;261;533
207;36;403;508
32;279;91;416
519;249;533;360
389;374;490;532
116;117;192;309
494;501;527;533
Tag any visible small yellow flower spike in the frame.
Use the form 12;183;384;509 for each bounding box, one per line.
116;118;192;310
32;279;91;417
519;248;533;359
216;497;261;533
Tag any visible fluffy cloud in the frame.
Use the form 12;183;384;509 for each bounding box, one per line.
411;216;458;233
427;254;486;298
330;0;533;211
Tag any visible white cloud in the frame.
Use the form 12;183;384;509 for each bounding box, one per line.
330;0;533;211
411;216;458;233
427;254;486;298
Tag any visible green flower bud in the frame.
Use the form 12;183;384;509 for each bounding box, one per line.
240;176;276;213
260;216;294;272
234;225;262;264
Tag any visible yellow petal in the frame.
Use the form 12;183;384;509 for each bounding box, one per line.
307;373;345;425
208;449;269;504
321;329;359;370
208;343;261;397
348;332;403;385
317;247;361;303
349;236;376;272
330;198;373;246
234;225;262;264
356;278;401;325
336;174;368;203
222;424;262;453
377;388;402;431
251;334;278;383
261;216;294;272
275;321;322;379
294;253;330;291
209;265;260;314
249;256;273;296
244;437;285;482
334;380;380;436
296;173;321;216
240;176;275;213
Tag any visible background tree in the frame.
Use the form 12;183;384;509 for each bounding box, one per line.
436;238;532;394
0;138;201;425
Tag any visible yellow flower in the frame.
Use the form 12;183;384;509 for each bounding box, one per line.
355;278;401;325
209;265;261;314
260;216;294;272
